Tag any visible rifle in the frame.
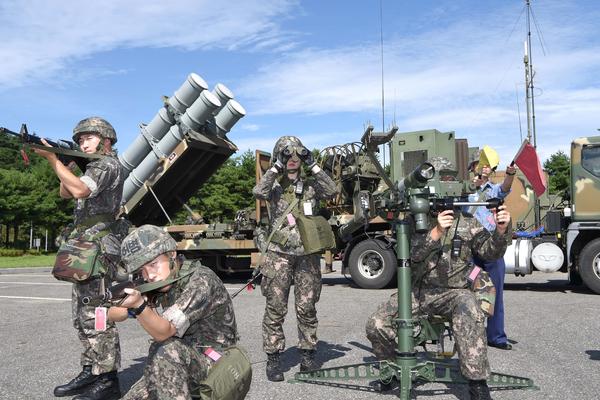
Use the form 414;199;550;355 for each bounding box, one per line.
81;277;145;305
231;268;262;299
0;123;103;171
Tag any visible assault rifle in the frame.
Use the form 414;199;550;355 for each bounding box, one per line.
81;277;145;305
0;123;103;172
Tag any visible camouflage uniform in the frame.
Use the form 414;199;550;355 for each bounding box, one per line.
122;260;238;400
253;161;337;353
71;152;124;375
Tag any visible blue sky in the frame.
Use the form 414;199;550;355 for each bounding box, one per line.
1;0;599;167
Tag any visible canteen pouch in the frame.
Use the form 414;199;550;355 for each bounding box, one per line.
195;345;252;400
52;238;104;282
295;213;336;254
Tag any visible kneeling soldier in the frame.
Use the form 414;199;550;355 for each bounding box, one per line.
109;225;246;399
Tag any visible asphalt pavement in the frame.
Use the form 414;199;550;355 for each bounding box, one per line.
0;265;598;400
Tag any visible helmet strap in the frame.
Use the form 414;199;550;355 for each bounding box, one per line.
167;255;180;280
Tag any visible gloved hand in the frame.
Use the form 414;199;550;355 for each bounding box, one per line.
273;149;291;172
299;146;316;169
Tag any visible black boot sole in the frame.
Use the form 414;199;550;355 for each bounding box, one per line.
53;385;95;397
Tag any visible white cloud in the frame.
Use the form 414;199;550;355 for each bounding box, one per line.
238;123;261;132
236;0;600;163
0;0;298;88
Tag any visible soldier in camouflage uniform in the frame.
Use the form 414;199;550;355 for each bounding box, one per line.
253;136;337;381
365;157;512;400
33;117;123;400
109;225;240;399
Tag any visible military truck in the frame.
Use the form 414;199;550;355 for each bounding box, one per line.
501;136;600;294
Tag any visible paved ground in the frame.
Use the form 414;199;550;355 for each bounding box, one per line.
0;265;599;399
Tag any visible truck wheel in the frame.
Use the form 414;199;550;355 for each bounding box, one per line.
579;238;600;294
348;239;396;289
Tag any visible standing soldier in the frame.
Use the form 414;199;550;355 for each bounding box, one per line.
33;117;123;400
109;225;248;399
253;136;338;382
365;157;512;400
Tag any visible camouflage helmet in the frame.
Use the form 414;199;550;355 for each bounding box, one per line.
272;135;304;164
120;225;176;273
468;149;481;171
428;156;455;173
72;116;117;144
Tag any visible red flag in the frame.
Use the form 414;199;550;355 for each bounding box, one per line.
512;140;547;196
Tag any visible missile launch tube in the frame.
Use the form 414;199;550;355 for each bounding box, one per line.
168;73;208;113
123;90;222;202
211;83;234;115
214;100;247;134
118;73;207;176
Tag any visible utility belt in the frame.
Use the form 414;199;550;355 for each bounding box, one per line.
75;213;114;231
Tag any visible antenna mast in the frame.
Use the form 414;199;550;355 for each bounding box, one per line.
379;0;386;165
524;0;541;227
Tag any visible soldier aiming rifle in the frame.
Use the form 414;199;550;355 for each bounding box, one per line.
32;117;125;400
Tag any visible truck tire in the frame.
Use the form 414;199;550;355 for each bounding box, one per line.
579;238;600;294
348;239;396;289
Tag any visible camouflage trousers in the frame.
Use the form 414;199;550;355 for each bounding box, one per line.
122;338;212;400
260;251;322;354
72;277;121;375
366;288;490;380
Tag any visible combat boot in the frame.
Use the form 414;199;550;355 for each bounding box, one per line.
266;352;284;382
53;365;98;397
468;379;492;400
72;371;121;400
299;349;319;372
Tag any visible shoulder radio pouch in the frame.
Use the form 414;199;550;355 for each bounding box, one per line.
194;345;252;400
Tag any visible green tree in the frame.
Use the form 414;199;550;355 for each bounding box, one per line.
543;150;570;195
174;150;257;223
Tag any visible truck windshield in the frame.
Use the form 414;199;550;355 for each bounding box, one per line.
582;145;600;177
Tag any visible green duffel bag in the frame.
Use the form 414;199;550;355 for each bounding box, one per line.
295;214;336;254
52;238;104;282
194;345;252;400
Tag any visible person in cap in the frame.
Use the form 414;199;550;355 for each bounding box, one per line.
108;224;241;399
34;117;123;400
253;136;338;381
469;149;516;351
365;157;512;400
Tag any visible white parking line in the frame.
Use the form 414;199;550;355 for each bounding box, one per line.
0;274;50;277
0;295;70;301
0;281;70;286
